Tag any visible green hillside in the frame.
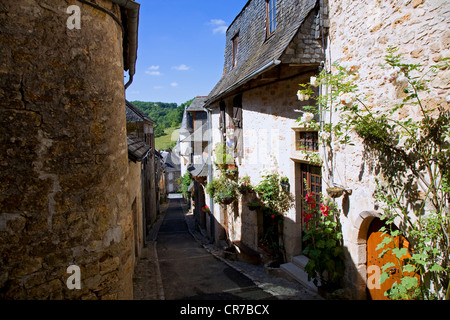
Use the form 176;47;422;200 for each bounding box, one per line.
131;99;193;150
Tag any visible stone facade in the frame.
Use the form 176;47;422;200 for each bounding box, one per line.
324;0;449;299
208;71;314;259
205;0;324;262
0;0;139;299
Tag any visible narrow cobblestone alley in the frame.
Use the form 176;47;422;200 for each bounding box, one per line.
133;195;322;301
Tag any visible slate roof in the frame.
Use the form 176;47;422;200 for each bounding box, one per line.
180;108;193;132
206;0;319;105
162;150;181;172
186;96;208;112
188;162;208;178
127;134;151;162
126;100;155;124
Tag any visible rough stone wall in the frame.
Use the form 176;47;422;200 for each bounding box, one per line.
281;4;324;65
324;0;449;299
128;160;144;268
0;0;133;299
208;71;314;259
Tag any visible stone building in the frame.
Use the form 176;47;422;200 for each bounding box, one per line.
184;96;211;237
178;107;194;178
202;0;449;299
203;0;325;267
0;0;141;299
161;149;181;194
125;100;157;262
322;0;450;299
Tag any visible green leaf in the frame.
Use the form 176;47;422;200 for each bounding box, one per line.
376;236;393;251
326;239;337;248
402;265;416;273
380;272;390;285
392;248;408;259
382;262;396;272
430;264;444;272
316;240;326;249
401;276;418;289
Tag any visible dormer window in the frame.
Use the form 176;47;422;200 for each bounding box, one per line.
232;33;239;68
266;0;276;38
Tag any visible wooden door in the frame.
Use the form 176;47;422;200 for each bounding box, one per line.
366;218;413;300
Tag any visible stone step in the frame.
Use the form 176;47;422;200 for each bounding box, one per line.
292;255;309;269
280;262;319;293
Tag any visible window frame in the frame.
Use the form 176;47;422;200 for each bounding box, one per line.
296;131;319;152
300;163;322;222
266;0;277;38
232;33;239;68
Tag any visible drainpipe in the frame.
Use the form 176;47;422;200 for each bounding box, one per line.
207;108;215;243
110;0;140;89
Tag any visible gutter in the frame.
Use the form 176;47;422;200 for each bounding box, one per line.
110;0;140;89
205;59;281;108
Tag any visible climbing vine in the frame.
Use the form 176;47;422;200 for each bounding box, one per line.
297;47;450;300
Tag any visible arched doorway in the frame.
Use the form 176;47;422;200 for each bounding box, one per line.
366;218;414;300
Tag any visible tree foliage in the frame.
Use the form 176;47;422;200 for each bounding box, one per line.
131;99;194;138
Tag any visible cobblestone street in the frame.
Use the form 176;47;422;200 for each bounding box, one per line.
133;195;322;300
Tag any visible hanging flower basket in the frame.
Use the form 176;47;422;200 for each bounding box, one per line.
280;182;290;193
326;187;345;198
220;197;235;205
247;203;261;211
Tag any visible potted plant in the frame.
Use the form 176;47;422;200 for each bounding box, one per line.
254;170;294;215
245;199;263;211
214;142;234;169
238;176;253;194
280;176;290;193
206;174;238;206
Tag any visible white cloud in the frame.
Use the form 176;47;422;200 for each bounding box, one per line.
145;65;163;76
147;71;162;76
172;64;190;71
209;19;226;26
208;19;228;34
213;26;228;34
170;82;179;87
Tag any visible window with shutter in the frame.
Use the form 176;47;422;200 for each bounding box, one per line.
233;95;243;158
219;101;226;141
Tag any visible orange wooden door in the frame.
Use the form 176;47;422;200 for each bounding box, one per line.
366;219;413;300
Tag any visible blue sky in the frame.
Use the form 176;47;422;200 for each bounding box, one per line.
125;0;249;105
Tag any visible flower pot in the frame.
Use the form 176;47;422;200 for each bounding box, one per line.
220;197;235;205
247;204;259;211
326;187;345;198
280;182;290;193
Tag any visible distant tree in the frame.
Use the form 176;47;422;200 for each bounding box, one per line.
131;98;194;137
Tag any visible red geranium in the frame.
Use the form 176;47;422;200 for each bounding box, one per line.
320;204;330;217
305;193;316;207
304;213;313;224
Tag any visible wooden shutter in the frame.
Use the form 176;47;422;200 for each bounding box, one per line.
233;95;243;158
219;101;226;140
